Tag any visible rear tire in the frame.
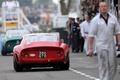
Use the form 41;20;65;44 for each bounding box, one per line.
1;50;7;56
13;58;24;72
61;58;70;70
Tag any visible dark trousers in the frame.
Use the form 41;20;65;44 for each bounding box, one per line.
71;35;80;52
68;36;71;48
80;37;84;52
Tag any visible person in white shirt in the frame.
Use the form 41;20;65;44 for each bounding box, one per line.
89;1;120;80
12;0;19;8
2;0;9;20
12;0;20;20
32;23;40;33
80;14;96;56
2;0;8;8
7;0;13;20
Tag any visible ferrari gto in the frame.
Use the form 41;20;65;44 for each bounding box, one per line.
2;29;30;56
13;33;70;72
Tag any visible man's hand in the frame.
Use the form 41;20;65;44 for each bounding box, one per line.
118;42;120;49
83;36;86;39
74;33;77;35
89;49;93;57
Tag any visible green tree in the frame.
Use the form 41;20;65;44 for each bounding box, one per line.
59;0;72;15
36;0;49;4
0;0;3;7
0;0;32;7
34;0;51;6
18;0;32;6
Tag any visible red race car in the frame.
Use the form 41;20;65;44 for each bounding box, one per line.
13;33;70;72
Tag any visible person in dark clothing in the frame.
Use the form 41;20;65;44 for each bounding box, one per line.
70;18;80;53
113;0;118;14
76;18;84;53
80;37;84;52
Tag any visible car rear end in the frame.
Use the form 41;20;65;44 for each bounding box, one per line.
18;47;68;67
4;38;22;53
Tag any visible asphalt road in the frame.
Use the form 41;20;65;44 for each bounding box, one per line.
0;52;120;80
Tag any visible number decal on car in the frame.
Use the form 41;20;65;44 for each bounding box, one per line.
39;51;46;58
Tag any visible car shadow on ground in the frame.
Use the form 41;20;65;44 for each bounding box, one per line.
22;67;70;72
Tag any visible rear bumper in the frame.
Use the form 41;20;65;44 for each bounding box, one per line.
19;57;66;66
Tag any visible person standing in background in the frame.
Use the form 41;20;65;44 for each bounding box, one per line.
7;0;13;20
12;0;20;20
81;14;96;56
70;18;80;53
2;0;9;20
76;17;84;53
2;0;8;8
66;18;72;48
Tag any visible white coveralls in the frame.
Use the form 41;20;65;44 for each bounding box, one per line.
80;21;96;55
2;1;9;20
89;13;120;80
12;0;20;19
7;1;13;20
32;23;40;32
2;1;7;8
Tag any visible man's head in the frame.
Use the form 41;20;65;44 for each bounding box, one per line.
76;17;80;22
70;18;75;23
99;1;108;14
85;14;90;21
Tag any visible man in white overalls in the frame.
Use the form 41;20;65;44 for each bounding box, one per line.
12;0;20;20
89;1;120;80
6;0;13;20
2;0;8;20
81;14;96;56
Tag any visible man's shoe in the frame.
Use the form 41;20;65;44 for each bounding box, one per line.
72;50;74;53
117;48;120;51
86;54;89;56
94;53;97;56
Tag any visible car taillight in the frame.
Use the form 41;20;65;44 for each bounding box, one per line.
58;51;62;57
8;43;10;48
22;53;28;58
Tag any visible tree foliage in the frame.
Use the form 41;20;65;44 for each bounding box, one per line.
0;0;32;7
18;0;32;6
59;0;72;15
36;0;50;4
0;0;3;7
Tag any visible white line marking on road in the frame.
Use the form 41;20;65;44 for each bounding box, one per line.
70;68;100;80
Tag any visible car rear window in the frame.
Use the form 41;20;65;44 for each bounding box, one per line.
24;34;58;43
6;30;29;38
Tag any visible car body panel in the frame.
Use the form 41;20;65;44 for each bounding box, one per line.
2;29;30;54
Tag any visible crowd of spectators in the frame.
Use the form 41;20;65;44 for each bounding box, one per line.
81;0;99;19
1;0;20;20
22;5;57;27
80;0;119;19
